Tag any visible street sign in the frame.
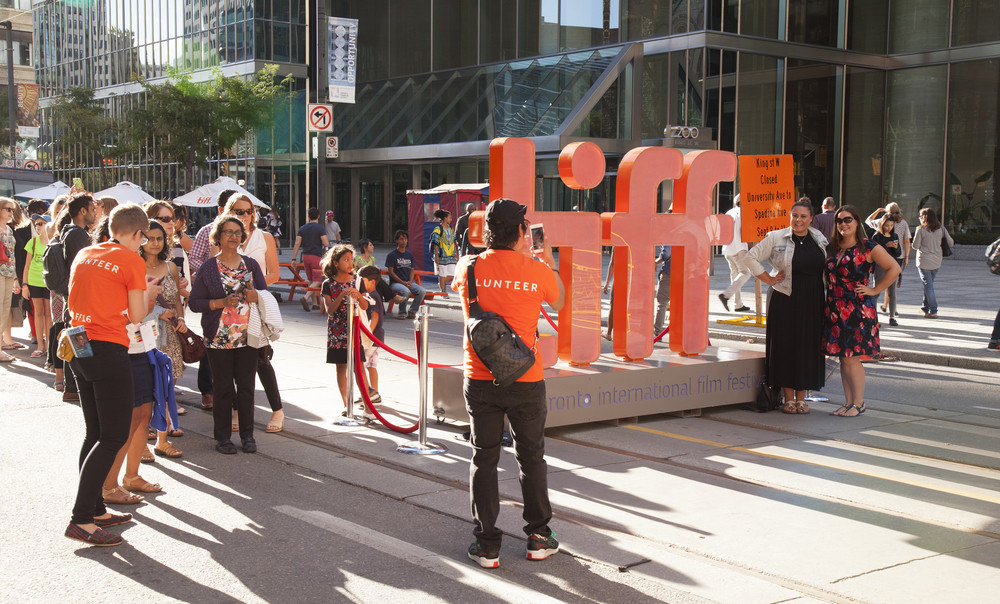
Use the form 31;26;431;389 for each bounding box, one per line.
737;154;795;242
312;135;319;159
307;104;334;132
326;136;339;159
24;159;40;170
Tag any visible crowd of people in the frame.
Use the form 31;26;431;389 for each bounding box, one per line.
0;186;990;561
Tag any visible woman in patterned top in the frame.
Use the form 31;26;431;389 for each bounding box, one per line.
189;215;267;455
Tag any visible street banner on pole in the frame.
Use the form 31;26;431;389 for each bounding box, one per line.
737;154;795;242
328;17;358;104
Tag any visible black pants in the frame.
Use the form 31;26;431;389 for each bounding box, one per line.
69;340;132;525
197;355;213;395
207;347;257;443
256;345;282;411
464;378;552;549
49;320;78;392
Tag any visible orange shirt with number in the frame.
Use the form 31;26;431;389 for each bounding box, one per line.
452;249;559;382
68;242;147;348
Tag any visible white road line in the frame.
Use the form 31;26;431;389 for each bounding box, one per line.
973;406;1000;412
274;505;565;604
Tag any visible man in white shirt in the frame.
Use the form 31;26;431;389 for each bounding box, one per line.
719;194;751;313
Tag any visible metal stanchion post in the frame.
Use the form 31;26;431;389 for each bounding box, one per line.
398;305;447;455
334;297;365;426
804;391;829;402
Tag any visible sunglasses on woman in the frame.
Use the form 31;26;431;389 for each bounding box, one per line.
835;216;855;225
155;215;173;223
232;208;254;217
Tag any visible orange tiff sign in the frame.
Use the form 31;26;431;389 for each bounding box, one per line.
470;138;737;364
737;154;795;243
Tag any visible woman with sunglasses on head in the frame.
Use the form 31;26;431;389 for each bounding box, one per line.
744;199;828;414
823;205;900;417
912;208;954;319
213;195;285;433
191;215;267;454
145;201;191;302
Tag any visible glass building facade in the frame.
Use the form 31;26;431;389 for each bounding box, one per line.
34;1;1000;243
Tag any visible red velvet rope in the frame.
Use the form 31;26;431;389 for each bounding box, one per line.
356;318;459;368
352;317;419;433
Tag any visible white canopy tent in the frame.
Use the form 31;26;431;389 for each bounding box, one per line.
173;176;269;210
93;181;156;206
14;180;70;201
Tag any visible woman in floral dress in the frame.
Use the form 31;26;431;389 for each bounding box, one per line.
822;205;900;417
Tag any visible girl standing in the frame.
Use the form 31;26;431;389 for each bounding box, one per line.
870;214;902;326
429;209;457;296
320;244;367;413
912;208;954;319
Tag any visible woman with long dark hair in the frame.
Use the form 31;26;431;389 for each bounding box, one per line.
823;205;900;417
912;208;954;319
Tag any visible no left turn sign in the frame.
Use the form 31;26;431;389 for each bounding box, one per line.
24;160;40;170
307;104;333;132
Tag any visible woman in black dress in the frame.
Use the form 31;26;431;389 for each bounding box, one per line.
743;200;828;413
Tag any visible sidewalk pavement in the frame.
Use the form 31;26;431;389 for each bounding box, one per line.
276;243;1000;372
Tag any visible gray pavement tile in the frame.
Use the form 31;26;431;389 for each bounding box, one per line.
834;541;1000;604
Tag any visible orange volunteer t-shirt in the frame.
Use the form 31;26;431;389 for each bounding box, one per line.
452;249;559;382
67;242;147;348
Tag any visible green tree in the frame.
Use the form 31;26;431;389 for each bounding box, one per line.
50;87;118;187
125;66;292;192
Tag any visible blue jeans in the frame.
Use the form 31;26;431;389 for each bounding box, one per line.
917;267;938;314
464;378;552;549
390;282;426;316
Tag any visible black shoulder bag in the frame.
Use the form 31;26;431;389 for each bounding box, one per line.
465;257;536;387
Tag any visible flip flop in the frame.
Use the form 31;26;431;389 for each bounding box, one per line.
30;350;44;358
0;353;14;363
266;415;284;433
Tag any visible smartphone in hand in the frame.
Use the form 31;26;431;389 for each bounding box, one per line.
529;223;545;252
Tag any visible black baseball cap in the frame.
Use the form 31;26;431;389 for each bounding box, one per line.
484;198;526;228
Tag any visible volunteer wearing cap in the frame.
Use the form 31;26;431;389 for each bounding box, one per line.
325;210;342;243
452;198;565;569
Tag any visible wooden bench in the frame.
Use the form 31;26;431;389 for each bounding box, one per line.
384;269;450;314
276;262;319;302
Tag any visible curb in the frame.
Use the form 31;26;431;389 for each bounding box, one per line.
707;328;1000;373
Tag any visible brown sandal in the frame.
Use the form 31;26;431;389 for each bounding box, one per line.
140;446;155;464
123;475;162;493
781;401;798;414
154;442;183;458
102;486;144;505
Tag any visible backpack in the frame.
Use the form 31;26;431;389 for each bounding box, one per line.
42;228;73;296
986;236;1000;276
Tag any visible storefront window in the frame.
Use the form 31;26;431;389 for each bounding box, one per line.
784;60;838;202
787;0;839;48
433;0;478;70
621;0;670;41
952;1;1000;46
736;54;779;156
390;0;431;77
847;0;887;54
740;0;779;39
946;59;998;231
843;67;885;211
885;65;947;221
889;0;949;54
